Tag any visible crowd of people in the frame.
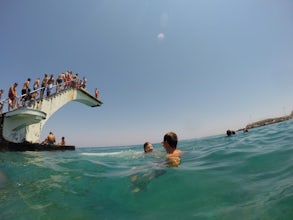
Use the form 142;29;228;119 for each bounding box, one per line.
0;70;99;114
0;71;101;147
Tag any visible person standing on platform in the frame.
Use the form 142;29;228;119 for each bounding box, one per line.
21;78;31;101
46;74;55;97
95;88;99;99
8;83;18;111
40;73;49;99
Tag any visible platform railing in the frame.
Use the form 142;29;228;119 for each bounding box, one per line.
0;80;87;114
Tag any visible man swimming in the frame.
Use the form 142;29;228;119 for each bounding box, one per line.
161;132;182;167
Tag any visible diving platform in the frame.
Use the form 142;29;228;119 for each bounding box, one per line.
0;86;103;151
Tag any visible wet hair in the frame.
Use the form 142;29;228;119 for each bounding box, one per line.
226;130;236;136
143;142;153;153
163;132;178;149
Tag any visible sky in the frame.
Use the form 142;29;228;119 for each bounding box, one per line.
0;0;293;147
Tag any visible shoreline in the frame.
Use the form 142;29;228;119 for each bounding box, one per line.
241;111;293;131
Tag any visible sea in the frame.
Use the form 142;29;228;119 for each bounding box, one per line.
0;120;292;220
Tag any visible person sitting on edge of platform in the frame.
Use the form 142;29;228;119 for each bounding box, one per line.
42;132;56;145
58;136;66;146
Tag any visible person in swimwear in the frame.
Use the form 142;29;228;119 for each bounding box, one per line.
226;129;236;136
33;78;40;91
46;74;55;97
42;132;56;145
40;73;49;99
8;83;18;111
58;136;66;146
161;132;182;167
21;78;31;98
95;88;99;99
143;142;153;153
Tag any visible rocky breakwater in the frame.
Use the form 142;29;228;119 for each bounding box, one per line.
245;111;293;129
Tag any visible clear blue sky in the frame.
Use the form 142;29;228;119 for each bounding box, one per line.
1;0;293;147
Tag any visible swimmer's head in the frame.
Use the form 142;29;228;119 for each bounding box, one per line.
143;142;153;153
163;132;178;149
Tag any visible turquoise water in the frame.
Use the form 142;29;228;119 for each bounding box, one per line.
1;121;292;219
